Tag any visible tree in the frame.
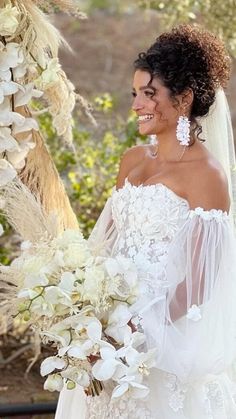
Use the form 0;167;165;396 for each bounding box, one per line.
140;0;236;56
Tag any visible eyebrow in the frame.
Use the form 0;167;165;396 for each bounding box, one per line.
132;85;157;96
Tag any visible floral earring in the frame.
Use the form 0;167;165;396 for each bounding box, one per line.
176;114;190;146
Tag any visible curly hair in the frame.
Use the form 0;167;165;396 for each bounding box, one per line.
134;24;231;119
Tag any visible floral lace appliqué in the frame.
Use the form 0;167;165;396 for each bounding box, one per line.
165;373;187;413
204;380;225;417
86;391;152;419
111;179;189;272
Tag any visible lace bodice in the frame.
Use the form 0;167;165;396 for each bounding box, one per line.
111;178;189;295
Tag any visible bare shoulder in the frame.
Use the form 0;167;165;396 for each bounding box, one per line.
187;155;230;212
116;144;147;189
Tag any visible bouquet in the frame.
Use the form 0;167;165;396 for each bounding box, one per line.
10;228;157;400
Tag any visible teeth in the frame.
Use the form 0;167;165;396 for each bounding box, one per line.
138;114;154;121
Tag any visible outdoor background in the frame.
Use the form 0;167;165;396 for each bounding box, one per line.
0;0;236;417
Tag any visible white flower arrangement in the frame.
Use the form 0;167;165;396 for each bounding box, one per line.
11;229;157;399
0;1;86;197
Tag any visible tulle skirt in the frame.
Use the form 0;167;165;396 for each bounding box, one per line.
55;367;236;419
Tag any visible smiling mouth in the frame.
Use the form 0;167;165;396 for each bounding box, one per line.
138;114;154;123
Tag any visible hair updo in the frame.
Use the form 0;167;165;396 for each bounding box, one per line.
134;25;231;119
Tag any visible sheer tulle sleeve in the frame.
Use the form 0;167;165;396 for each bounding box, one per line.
88;194;118;256
135;208;236;383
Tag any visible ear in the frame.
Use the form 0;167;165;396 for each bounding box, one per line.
180;88;194;112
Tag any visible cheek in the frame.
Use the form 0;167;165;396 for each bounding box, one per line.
157;100;178;120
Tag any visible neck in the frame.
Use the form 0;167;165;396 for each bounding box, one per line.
155;130;186;162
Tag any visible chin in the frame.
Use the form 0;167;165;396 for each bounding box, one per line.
138;127;156;136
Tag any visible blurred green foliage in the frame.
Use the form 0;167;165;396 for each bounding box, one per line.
77;0;138;14
139;0;236;56
0;214;11;265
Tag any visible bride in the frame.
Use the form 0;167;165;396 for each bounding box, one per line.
55;24;236;418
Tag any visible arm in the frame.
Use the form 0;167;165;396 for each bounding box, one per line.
169;165;230;322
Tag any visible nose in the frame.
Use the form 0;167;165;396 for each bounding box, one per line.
132;94;144;112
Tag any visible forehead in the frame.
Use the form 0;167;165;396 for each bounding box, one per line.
133;70;164;90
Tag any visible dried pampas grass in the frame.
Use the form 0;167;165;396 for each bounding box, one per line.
14;0;70;57
14;106;79;232
1;178;59;242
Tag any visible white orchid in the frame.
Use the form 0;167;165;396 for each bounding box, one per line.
14;83;43;107
18;288;39;300
0;68;11;82
41;356;66;377
0;109;24;126
125;347;157;378
0;81;21;103
106;256;138;285
105;256;139;302
61;366;90;388
105;303;133;344
44;272;76;308
92;344;128;382
0;159;16;186
0;127;19;153
7;135;36;170
0;3;19;37
24;271;48;288
44;374;64;392
59;272;76;294
0;42;24;71
44;286;72;308
30;295;55;317
42;329;72;348
61;319;111;361
123;330;146;349
112;375;150;399
13;116;38;135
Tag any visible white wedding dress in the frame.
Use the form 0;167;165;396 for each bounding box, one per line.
55;177;236;419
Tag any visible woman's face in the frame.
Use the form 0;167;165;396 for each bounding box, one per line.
132;70;180;137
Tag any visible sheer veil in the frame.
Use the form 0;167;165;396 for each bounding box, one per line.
198;89;236;225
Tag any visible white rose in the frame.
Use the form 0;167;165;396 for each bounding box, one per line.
55;229;85;248
83;266;105;301
0;4;19;36
63;244;91;269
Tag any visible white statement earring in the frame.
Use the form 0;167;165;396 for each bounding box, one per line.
176;115;190;146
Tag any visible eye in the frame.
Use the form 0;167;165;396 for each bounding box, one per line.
144;90;154;97
131;91;137;97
